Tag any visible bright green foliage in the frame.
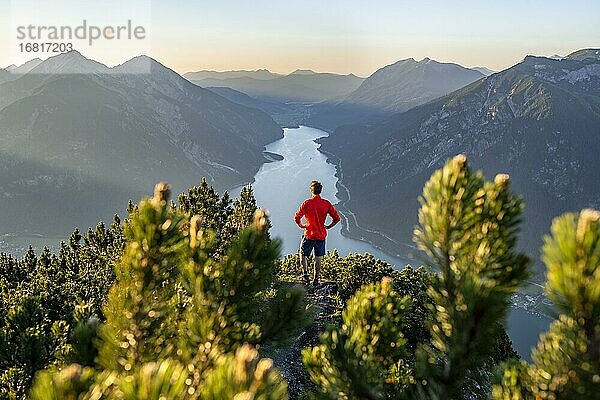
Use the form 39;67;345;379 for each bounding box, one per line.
29;364;96;400
277;252;433;356
6;158;600;399
302;278;411;399
1;179;300;399
28;182;302;399
0;218;125;400
278;251;396;302
110;359;189;400
258;283;312;344
178;179;261;259
178;178;233;234
494;209;600;399
410;155;529;400
302;155;527;400
200;344;288;399
229;185;261;233
279;251;437;394
390;266;433;351
543;210;600;326
177;206;301;375
97;182;188;370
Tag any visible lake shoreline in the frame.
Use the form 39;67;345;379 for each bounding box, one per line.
314;132;418;264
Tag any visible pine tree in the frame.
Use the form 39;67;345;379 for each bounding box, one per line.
302;155;530;399
493;209;600;399
28;183;300;399
0;217;124;400
409;155;529;400
228;185;259;232
178;178;234;258
97;182;187;370
302;277;412;399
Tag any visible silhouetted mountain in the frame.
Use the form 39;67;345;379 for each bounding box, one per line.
205;86;309;126
0;69;12;84
308;58;484;131
5;58;43;74
0;51;283;238
343;58;484;113
0;59;45;84
565;48;600;61
206;86;283;111
185;69;282;81
185;70;364;103
472;66;496;76
290;69;317;75
320;50;600;276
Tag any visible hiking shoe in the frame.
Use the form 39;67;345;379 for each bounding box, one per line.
302;274;310;285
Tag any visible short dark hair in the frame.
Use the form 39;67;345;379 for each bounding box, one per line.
310;180;322;195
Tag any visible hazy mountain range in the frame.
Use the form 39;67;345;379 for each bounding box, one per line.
205;86;311;127
185;69;365;103
319;49;600;276
185;69;282;81
187;59;489;130
0;51;282;238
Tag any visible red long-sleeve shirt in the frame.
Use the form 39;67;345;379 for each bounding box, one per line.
294;194;340;240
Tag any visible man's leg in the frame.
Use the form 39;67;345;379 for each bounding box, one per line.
299;236;311;284
313;239;325;285
300;253;310;281
313;256;322;284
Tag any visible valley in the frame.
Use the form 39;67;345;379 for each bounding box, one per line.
1;48;597;360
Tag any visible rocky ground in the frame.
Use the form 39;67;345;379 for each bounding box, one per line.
263;281;340;399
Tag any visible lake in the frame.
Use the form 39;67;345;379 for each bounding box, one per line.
232;126;410;265
233;125;551;360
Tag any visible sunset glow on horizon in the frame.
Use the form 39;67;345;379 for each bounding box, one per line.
1;0;598;76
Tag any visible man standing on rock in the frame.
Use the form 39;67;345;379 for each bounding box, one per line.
294;180;341;285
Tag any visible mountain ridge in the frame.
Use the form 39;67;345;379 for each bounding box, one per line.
0;51;283;238
307;57;485;131
184;68;364;103
319;50;600;275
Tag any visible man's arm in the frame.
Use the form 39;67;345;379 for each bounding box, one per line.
325;203;341;229
294;201;307;228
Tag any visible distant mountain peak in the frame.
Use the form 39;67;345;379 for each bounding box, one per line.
389;57;417;66
184;68;281;82
6;58;43;74
29;51;110;74
113;54;163;73
471;66;496;76
566;48;600;61
290;69;316;75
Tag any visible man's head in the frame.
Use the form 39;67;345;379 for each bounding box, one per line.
310;180;322;195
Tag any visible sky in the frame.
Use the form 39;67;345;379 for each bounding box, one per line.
1;0;599;76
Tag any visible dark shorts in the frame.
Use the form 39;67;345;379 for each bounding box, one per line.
300;236;326;257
